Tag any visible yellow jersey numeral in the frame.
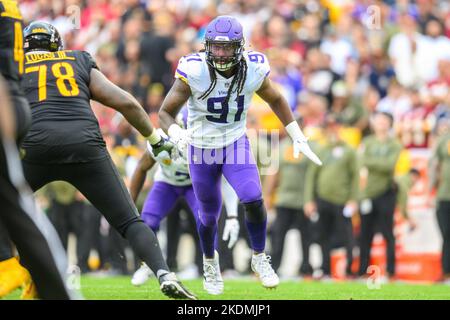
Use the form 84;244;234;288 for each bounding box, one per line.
13;21;24;74
25;62;79;101
25;65;47;101
52;62;80;97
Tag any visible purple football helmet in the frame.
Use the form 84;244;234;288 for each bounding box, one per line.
204;16;244;71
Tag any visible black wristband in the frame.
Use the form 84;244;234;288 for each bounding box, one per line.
151;139;164;149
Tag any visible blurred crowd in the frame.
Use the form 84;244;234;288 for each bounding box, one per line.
17;0;450;281
16;0;450;150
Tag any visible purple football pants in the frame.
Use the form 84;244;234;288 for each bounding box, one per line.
141;181;199;231
188;135;266;257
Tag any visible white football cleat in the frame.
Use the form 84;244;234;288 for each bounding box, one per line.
203;251;224;295
251;253;279;288
131;263;153;286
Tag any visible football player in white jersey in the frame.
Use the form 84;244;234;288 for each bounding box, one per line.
129;108;240;286
159;16;322;295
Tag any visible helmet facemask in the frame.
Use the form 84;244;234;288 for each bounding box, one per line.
205;39;244;72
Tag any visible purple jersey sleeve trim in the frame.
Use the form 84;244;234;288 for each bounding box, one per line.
187;58;202;62
265;70;270;77
176;68;188;79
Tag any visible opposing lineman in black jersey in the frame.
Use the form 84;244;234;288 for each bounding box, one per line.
0;0;75;299
18;21;196;300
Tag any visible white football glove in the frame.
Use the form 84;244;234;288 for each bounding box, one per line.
286;121;322;166
168;123;190;155
293;139;322;165
222;217;240;249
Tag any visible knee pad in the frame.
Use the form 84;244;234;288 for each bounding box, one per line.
243;199;267;224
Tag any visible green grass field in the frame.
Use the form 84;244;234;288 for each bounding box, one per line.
4;276;450;300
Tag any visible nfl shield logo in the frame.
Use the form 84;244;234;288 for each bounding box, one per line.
225;82;230;88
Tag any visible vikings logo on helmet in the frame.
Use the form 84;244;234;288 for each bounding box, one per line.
204;16;245;71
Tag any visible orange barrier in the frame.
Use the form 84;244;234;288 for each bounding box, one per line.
330;250;359;279
330;149;443;283
331;239;442;282
395;252;442;283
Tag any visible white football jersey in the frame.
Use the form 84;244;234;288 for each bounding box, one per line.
146;132;191;186
175;51;270;148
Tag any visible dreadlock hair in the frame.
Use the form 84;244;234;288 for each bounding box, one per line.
199;58;248;105
198;63;217;100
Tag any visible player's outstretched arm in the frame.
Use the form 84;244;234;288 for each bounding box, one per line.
89;69;162;146
0;75;16;141
159;79;191;137
129;151;156;203
256;78;322;166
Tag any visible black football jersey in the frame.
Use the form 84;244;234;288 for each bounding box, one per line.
21;50;106;163
0;0;24;95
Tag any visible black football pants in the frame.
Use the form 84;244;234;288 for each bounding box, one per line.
22;152;170;278
0;138;72;299
0;95;32;262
